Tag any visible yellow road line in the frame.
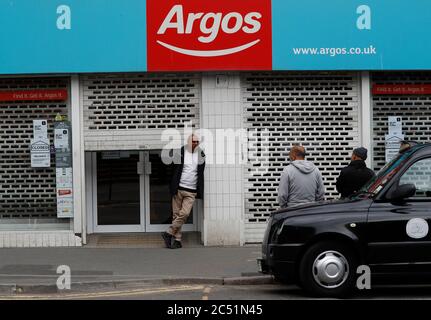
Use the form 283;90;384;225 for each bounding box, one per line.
202;286;212;300
0;285;205;300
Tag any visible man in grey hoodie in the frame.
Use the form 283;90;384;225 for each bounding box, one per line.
278;145;325;208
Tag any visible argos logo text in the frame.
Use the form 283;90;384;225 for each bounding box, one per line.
147;0;272;71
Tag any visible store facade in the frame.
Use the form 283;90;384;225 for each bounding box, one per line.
0;1;430;247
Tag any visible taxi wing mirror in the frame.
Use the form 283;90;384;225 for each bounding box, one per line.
387;184;416;201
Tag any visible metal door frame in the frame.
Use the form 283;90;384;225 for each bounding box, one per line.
90;151;197;233
92;151;145;233
144;150;197;232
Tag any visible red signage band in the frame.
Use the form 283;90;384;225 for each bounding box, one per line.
58;189;72;196
372;84;431;95
0;89;68;102
147;0;272;71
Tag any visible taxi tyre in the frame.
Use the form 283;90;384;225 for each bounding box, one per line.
299;241;358;298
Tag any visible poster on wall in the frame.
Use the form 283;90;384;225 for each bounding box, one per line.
54;120;74;218
56;168;73;188
56;168;74;218
30;138;51;168
54;128;70;149
57;195;74;218
33;120;48;139
385;116;404;163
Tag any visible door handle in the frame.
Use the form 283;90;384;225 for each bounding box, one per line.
145;161;152;175
137;161;145;175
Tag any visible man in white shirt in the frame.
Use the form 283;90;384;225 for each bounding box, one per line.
162;134;205;249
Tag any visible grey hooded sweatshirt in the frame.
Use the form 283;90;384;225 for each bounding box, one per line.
278;160;325;208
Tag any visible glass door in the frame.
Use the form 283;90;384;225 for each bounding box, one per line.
94;151;145;233
144;150;196;232
93;150;197;233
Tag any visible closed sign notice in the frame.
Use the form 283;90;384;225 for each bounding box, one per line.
30;139;51;168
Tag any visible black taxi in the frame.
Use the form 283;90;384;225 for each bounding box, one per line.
259;143;431;297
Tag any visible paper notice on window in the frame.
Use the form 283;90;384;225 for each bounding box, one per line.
385;133;404;163
54;128;69;149
388;116;402;136
33;120;48;139
57;196;74;218
30;138;51;168
56;168;73;188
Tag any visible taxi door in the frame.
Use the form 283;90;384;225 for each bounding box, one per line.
366;157;431;272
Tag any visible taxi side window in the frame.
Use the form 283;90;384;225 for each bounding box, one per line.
399;158;431;198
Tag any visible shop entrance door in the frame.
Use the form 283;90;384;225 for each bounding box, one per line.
144;150;195;232
93;150;196;233
95;151;143;232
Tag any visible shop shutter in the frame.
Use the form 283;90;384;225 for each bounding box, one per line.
0;77;69;218
242;72;360;243
82;73;201;150
372;72;431;171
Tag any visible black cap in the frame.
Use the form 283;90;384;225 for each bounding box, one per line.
353;147;368;160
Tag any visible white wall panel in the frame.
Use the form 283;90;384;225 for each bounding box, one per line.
201;74;244;246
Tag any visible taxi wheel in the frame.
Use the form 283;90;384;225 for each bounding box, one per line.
299;241;358;298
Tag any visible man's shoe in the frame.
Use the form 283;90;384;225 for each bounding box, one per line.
170;240;182;249
162;232;173;248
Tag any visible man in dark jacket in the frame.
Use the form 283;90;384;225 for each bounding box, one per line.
336;147;375;198
162;134;205;249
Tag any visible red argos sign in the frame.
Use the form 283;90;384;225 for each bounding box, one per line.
147;0;272;71
372;84;431;95
0;89;68;102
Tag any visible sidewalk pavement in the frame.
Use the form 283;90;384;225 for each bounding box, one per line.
0;245;273;294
